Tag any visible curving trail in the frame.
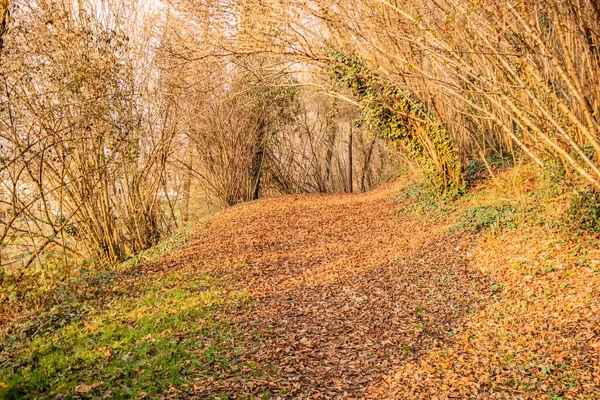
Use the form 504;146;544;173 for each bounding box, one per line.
168;182;489;398
4;180;600;398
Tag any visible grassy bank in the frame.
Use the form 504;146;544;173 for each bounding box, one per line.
0;222;276;399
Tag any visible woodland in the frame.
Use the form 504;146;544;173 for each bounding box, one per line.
1;0;600;398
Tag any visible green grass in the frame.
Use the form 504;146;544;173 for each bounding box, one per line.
396;182;457;224
454;201;520;232
397;181;520;232
0;270;271;399
0;222;201;309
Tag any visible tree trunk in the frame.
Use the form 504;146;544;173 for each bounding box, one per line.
181;137;193;224
0;0;9;53
251;114;266;200
361;136;377;192
348;125;353;193
324;125;336;191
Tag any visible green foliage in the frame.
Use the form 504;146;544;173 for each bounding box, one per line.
566;190;600;233
0;272;270;399
455;202;520;232
464;159;488;181
398;179;520;232
397;183;457;224
538;158;568;198
326;50;464;199
55;216;79;238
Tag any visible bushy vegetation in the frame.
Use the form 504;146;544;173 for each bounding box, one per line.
566;190;600;233
397;183;457;224
3;0;600;397
327;50;464;199
398;181;521;233
455;202;520;232
397;152;600;239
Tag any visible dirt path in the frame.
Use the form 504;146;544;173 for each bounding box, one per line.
168;183;491;398
4;180;599;398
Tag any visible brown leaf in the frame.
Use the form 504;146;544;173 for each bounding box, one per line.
74;383;92;393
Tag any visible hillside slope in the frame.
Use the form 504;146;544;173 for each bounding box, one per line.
169;182;489;397
2;179;600;399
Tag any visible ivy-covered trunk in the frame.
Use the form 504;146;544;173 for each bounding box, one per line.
326;50;464;199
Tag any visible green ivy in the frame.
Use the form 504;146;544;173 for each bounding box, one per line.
326;50;464;198
567;189;600;233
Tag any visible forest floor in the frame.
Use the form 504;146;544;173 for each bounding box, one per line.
1;173;600;399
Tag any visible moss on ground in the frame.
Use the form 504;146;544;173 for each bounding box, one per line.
0;249;274;399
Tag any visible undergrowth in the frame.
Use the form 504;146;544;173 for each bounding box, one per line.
398;181;521;232
0;272;269;399
566;190;600;233
0;218;276;399
0;221;200;316
454;202;520;232
397;183;457;225
464;152;515;188
398;155;600;236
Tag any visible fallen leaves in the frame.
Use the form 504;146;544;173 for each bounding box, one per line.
372;224;600;399
74;382;102;393
175;181;600;398
5;179;600;398
168;182;489;397
142;334;156;343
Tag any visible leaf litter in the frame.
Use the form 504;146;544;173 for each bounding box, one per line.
3;179;600;398
173;180;600;398
164;182;492;398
